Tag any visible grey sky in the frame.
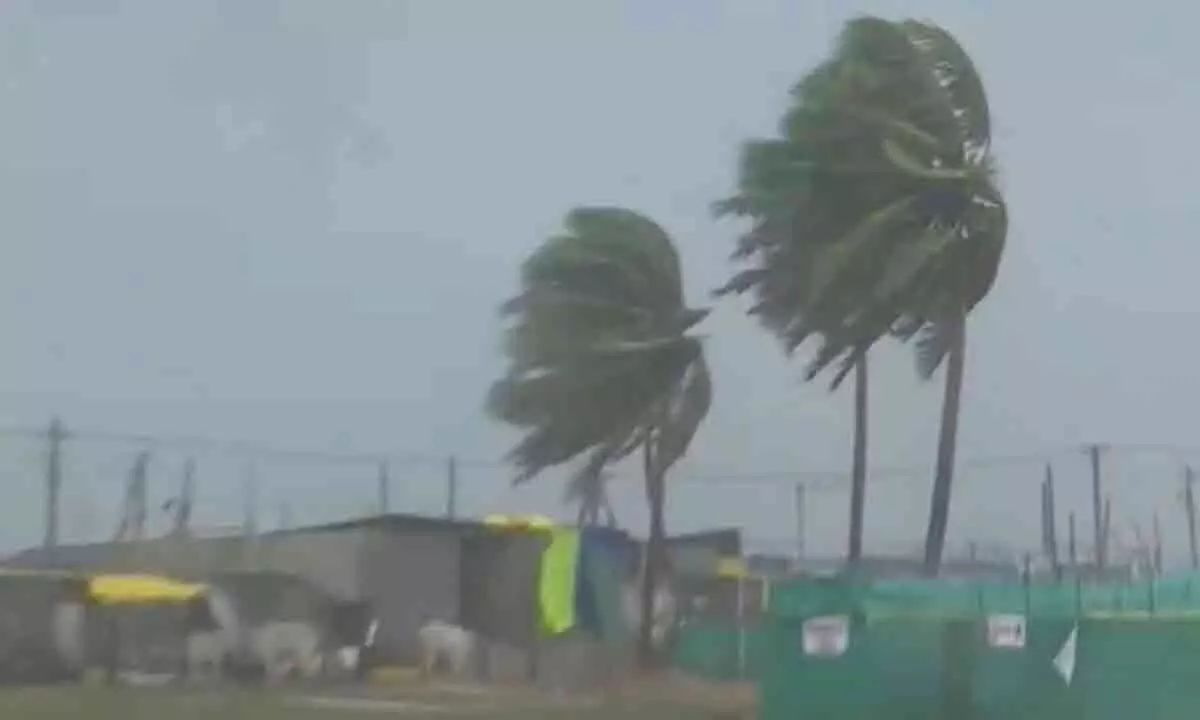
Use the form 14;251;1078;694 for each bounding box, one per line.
1;1;1197;564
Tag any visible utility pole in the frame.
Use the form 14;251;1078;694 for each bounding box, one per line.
446;455;458;520
1153;512;1164;577
1042;463;1060;579
114;451;150;543
242;461;259;569
377;460;391;515
794;482;806;561
1185;466;1199;569
171;457;195;537
1068;512;1078;576
1086;444;1108;570
114;450;149;572
1102;497;1112;572
43;418;66;551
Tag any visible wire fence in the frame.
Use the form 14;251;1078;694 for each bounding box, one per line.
3;419;1200;574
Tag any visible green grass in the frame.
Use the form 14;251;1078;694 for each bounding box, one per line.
0;684;740;719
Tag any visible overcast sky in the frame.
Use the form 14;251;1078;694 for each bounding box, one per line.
1;1;1197;565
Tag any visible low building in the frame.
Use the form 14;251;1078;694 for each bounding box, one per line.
7;513;474;663
6;514;747;684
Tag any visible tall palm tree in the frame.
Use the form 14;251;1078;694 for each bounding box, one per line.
487;206;712;664
719;17;1006;574
712;33;904;568
715;168;873;565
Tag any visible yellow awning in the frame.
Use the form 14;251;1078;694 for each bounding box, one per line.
87;573;207;605
716;557;748;578
482;513;555;531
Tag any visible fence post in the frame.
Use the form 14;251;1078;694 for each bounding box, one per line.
736;576;746;679
1074;576;1083;618
1023;553;1032;619
43;418;66;552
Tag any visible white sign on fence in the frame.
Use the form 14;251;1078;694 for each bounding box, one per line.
802;615;850;657
986;614;1027;649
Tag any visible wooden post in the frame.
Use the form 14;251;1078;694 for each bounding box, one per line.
736;577;747;679
242;461;259;570
1186;466;1198;569
43;418;66;551
377;460;391;515
173;458;195;537
446;456;458;520
1044;464;1060;579
1022;553;1032;617
1153;512;1163;578
1068;513;1078;576
1087;444;1108;570
795;482;806;561
1102;497;1112;574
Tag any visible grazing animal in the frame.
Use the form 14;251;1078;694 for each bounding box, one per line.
247;620;324;683
416;620;475;679
184;588;324;684
184;630;226;681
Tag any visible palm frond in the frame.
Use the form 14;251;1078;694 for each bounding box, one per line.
654;355;713;475
900;20;992;153
489;207;710;486
914;319;953;380
715;16;1005;394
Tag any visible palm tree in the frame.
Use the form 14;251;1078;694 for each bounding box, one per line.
719;17;1006;574
712;32;902;568
487;206;712;665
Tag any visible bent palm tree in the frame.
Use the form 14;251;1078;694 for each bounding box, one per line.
487;207;712;665
720;17;1006;573
713;65;882;568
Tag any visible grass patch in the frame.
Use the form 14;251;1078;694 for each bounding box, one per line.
0;682;746;719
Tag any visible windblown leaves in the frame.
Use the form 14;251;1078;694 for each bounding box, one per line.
715;16;1006;383
489;207;711;486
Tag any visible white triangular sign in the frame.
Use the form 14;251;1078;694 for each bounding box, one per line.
1052;625;1078;685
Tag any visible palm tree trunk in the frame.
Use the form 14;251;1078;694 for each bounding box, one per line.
848;354;869;567
923;311;967;575
602;494;618;528
638;436;666;669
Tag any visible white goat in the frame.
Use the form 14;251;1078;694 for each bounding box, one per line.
417;620;475;679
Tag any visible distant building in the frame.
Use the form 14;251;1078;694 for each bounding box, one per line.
7;513;474;663
793;555;1023;582
664;528;742;577
6;513;743;669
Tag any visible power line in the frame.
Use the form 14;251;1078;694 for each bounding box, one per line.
0;423;452;468
678;449;1065;489
5;421;1200;491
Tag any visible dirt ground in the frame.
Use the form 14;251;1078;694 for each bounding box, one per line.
0;674;756;719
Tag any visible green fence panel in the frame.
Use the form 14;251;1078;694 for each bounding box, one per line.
671;621;771;681
672;622;737;680
759;572;1200;720
972;618;1074;720
760;615;949;720
1067;619;1200;720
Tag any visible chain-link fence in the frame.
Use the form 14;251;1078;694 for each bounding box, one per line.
5;419;1200;581
0;421;482;555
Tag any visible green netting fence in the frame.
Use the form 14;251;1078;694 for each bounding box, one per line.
671;620;771;680
759;572;1200;720
670;576;772;681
